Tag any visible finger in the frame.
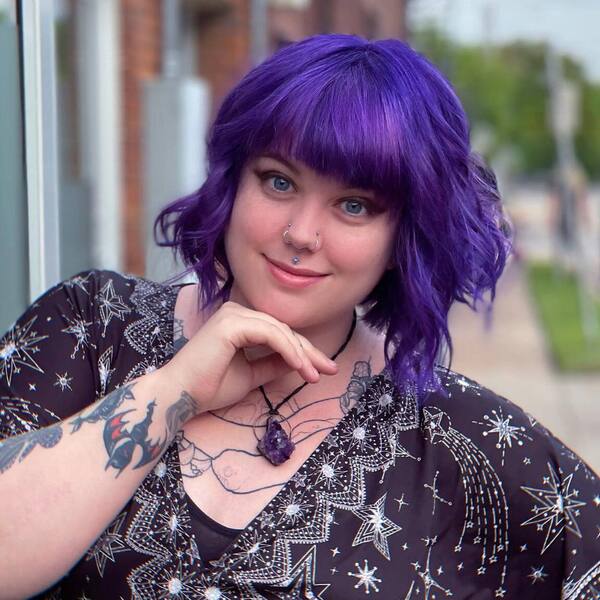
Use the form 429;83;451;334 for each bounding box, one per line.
225;304;306;360
235;309;316;375
293;332;339;375
225;306;336;378
234;319;318;382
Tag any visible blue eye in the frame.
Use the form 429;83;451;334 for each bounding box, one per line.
342;199;368;216
269;175;292;192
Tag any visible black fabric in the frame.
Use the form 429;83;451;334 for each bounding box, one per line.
1;269;599;599
186;497;242;563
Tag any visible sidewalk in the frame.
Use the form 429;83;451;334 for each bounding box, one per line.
449;259;600;473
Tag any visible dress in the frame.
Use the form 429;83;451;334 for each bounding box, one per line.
1;269;599;599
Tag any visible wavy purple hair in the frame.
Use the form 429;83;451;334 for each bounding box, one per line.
155;34;512;397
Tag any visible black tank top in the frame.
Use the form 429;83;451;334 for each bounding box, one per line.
186;494;243;562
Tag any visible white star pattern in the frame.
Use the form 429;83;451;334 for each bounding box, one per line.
54;371;73;392
277;490;312;526
0;316;48;385
473;407;532;466
61;314;93;359
410;536;453;599
154;503;189;546
351;493;402;560
423;470;453;515
315;452;344;490
348;559;382;594
231;530;268;568
98;346;116;396
97;279;131;337
63;272;93;293
395;493;409;511
84;512;129;576
521;462;586;554
527;566;548;584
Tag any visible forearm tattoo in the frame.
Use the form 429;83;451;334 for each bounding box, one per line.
0;423;63;474
178;360;375;496
0;382;198;479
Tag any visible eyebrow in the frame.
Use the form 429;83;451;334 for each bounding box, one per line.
258;152;300;176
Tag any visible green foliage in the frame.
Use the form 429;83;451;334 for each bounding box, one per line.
411;26;600;180
526;262;600;371
576;83;600;178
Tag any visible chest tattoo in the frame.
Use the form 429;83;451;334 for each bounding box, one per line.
177;359;374;495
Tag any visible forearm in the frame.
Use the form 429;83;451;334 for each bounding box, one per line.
0;370;196;599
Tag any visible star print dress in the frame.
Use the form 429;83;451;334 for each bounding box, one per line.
1;269;599;599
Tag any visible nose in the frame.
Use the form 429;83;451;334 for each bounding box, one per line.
283;221;321;252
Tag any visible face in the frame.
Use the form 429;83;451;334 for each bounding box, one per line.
224;153;396;329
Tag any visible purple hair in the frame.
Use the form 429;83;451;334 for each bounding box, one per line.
154;34;512;398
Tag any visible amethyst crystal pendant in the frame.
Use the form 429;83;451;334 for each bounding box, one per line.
257;417;296;466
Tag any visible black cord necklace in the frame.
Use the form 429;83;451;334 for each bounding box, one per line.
256;310;358;465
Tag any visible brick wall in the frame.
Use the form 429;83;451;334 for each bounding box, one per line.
120;0;161;274
196;0;252;121
269;0;408;47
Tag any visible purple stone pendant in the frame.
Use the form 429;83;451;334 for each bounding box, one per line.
257;416;295;466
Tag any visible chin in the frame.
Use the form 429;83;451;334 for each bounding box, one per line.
255;298;310;326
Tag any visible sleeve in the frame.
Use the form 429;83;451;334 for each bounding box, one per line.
510;416;600;598
432;371;600;598
0;269;129;439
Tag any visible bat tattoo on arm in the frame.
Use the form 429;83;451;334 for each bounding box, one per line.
0;382;199;479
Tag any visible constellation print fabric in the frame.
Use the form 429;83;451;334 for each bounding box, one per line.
1;270;599;599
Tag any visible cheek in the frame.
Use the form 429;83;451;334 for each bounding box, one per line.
334;231;392;273
332;228;395;294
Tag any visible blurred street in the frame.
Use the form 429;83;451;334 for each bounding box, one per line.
449;184;600;473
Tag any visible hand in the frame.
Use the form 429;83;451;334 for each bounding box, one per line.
157;302;339;416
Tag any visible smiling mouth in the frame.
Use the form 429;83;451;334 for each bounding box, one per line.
265;256;327;277
264;256;329;288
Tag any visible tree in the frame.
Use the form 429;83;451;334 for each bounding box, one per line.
411;26;600;179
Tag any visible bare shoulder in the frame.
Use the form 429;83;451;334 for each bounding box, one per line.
173;283;207;343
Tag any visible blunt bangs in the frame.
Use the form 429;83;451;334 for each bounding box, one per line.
155;34;512;401
248;55;407;213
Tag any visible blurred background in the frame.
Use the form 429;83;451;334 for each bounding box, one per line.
1;0;599;469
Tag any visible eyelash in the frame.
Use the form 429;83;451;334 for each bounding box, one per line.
255;169;378;217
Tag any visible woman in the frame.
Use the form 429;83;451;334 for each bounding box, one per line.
0;34;598;599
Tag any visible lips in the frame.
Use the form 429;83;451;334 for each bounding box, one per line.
265;256;327;277
264;256;329;288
